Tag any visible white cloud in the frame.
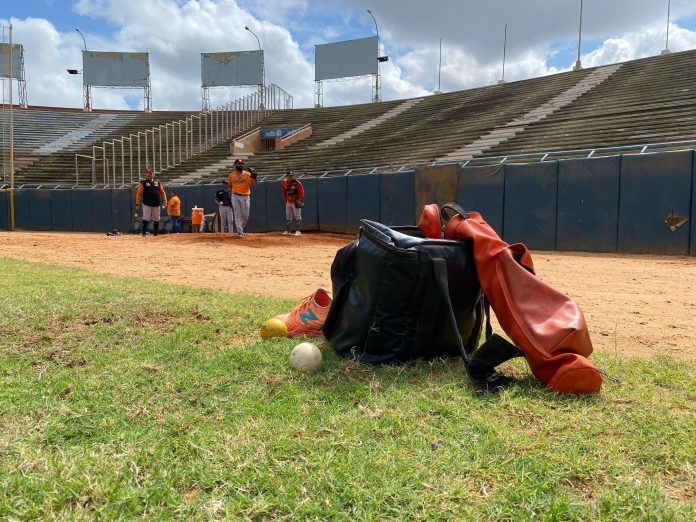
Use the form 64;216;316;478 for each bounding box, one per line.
3;1;696;110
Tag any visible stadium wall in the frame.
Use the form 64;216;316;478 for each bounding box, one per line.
1;151;694;255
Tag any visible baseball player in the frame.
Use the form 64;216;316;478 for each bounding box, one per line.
281;171;304;236
135;168;167;236
227;159;257;238
215;180;234;233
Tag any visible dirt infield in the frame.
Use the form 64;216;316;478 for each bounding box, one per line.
1;230;695;360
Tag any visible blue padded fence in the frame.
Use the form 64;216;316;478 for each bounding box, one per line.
557;156;620;252
380;171;415;226
347;174;380;233
504;162;558;250
50;190;73;231
246;182;267;232
691;150;696;257
0;191;9;230
317;177;348;234
618;151;692;255
457;164;505;236
1;155;694;257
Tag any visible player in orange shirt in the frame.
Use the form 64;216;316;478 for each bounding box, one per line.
167;190;181;233
227;159;257;238
280;171;304;236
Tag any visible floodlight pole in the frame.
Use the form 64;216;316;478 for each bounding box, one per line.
367;8;381;102
662;0;672;55
245;26;265;109
76;27;92;111
574;0;583;71
435;38;442;94
498;23;508;85
6;24;15;229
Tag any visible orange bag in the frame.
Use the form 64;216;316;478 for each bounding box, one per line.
419;203;602;394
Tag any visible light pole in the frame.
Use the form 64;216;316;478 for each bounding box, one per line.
574;0;583;70
245;26;265;109
75;27;91;110
75;27;87;51
367;8;381;102
662;0;672;55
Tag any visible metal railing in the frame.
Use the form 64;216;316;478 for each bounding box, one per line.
3;136;691;191
75;83;293;187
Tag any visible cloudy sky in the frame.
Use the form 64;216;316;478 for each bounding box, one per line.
2;0;696;110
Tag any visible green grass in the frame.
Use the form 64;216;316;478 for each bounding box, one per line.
0;258;694;521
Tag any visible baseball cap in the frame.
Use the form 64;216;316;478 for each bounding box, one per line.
234;159;245;165
286;170;294;176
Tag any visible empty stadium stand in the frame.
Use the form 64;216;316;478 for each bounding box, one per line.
2;48;696;186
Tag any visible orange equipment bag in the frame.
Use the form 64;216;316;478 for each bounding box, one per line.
418;203;602;394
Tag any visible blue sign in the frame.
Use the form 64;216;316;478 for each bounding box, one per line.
260;128;297;139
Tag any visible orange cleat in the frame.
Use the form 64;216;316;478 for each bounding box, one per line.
275;288;332;337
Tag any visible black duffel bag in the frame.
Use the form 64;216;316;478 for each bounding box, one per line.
322;219;521;392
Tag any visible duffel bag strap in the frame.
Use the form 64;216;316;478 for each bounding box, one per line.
433;257;523;393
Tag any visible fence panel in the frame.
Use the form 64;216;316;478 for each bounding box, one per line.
504;162;558;250
415;164;458;223
13;189;30;229
618;151;692;254
317;176;347;233
50;190;73;231
112;189;133;233
92;189;113;232
300;177;318;231
30;190;52;230
380;172;415;226
457;164;505;235
0;191;8;230
692;150;696;256
246;181;267;232
557;156;620;252
347;174;380;233
71;190;94;231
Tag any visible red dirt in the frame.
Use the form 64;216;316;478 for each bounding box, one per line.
1;230;694;360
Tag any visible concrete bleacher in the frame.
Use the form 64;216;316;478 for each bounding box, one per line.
481;50;696;158
1;108;198;186
158;100;403;182
3;48;696;186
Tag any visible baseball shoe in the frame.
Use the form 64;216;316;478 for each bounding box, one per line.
274;288;332;337
283;230;290;235
236;232;243;238
294;231;302;236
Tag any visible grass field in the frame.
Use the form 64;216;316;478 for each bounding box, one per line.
0;258;694;520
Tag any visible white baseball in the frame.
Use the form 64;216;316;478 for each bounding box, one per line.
289;342;323;372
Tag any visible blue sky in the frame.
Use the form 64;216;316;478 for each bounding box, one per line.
2;0;696;110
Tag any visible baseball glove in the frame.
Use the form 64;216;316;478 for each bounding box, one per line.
294;199;304;208
249;168;258;179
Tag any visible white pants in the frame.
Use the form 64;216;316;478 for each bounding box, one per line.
142;204;160;222
285;203;302;230
218;205;235;233
231;194;250;234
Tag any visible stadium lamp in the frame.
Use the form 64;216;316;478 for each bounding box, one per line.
66;69;79;75
245;26;266;108
367;8;382;102
75;27;87;51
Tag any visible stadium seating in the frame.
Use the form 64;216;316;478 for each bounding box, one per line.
3;48;696;186
1;109;198;186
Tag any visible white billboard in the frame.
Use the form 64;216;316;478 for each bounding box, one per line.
201;50;263;87
0;43;23;80
83;51;149;87
315;36;378;81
